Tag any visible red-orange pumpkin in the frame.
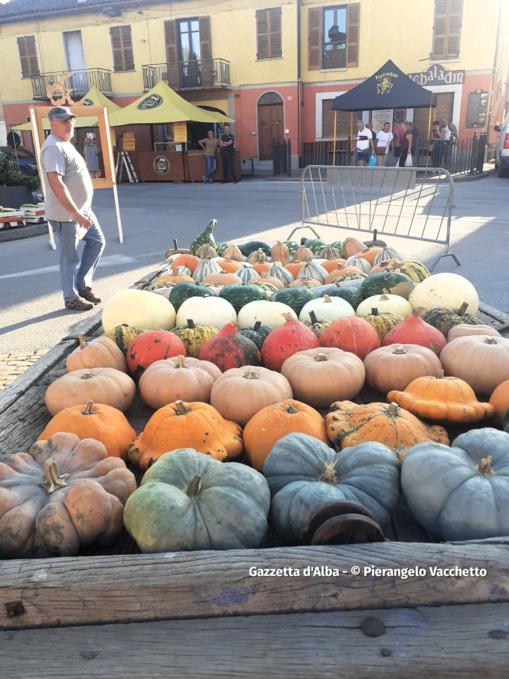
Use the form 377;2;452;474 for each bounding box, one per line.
127;330;186;379
319;316;381;359
383;311;447;355
199;323;261;371
261;315;319;371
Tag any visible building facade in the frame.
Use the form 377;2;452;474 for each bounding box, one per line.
0;0;508;165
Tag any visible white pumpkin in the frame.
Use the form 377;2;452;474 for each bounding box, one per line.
409;273;479;314
237;300;297;329
176;296;237;328
356;293;412;318
299;295;355;323
102;289;176;333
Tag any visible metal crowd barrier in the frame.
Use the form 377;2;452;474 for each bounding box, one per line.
291;165;460;270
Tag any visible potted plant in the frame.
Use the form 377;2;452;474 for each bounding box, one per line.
0;151;40;208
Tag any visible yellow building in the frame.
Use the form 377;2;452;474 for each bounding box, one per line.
0;0;508;163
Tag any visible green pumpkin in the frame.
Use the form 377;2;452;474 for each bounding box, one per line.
402;429;509;541
363;310;403;339
124;449;271;552
239;321;272;349
169;282;215;312
239;240;272;257
172;320;218;357
311;283;363;310
273;287;314;315
105;323;143;354
423;305;481;336
190;219;217;255
282;240;299;254
264;433;399;541
215;242;230;256
331;240;343;251
219;284;266;313
361;272;415;300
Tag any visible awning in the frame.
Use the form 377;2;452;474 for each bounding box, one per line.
109;80;233;127
332;59;434;111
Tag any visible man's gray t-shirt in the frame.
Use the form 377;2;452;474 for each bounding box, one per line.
41;134;93;222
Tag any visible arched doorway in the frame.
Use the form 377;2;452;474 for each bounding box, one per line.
257;92;284;160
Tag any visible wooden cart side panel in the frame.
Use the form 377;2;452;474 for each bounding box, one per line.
1;542;508;630
1;603;508;678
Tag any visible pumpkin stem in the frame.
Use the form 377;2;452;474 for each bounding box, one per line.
309;311;319;324
314;352;328;362
371;308;379;316
80;372;95;380
380;293;390;300
393;345;407;355
40;458;70;494
176;355;187;369
319;461;338;484
82;401;95;415
78;334;87;349
186;475;203;497
253;321;262;331
387;402;400;416
436;369;445;379
187;319;196;329
285;402;299;414
243;370;260;379
175;400;191;415
458;302;469;316
282;313;294;322
484;338;498;345
477;456;493;475
323;295;332;303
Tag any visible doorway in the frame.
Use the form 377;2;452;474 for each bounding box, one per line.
177;19;201;88
63;30;87;95
257;92;284;160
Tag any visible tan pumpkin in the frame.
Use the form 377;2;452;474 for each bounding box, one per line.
289;278;321;288
447;323;501;341
364;344;442;393
259;275;285;290
45;367;136;415
210;366;293;425
38;401;136;459
203;271;242;287
222;244;244;261
139;355;222;409
281;347;365;408
271;241;290;263
217;258;243;273
440;335;509;395
341;237;368;258
293;246;314;262
66;334;126;373
196;243;217;259
326;401;449;457
153;270;194;286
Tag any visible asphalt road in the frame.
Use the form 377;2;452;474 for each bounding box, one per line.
1;174;508;354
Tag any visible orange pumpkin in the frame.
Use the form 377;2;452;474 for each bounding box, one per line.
253;261;272;276
360;247;383;265
489;379;509;422
284;261;306;278
66;334;126;373
321;258;347;273
243;399;328;471
260;275;285;290
203;271;242;286
153;270;194;286
38;401;136;459
128;400;243;469
172;254;200;273
217;258;243;273
325;266;363;284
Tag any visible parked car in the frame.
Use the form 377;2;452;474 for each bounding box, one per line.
0;146;38;176
494;116;509;178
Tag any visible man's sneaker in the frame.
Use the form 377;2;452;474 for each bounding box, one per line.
65;297;93;311
78;287;101;304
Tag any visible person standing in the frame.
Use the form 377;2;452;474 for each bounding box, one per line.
220;124;238;183
83;132;100;179
198;130;219;183
352;119;374;166
397;121;413;167
431;120;443;166
374;121;393;166
41;106;105;311
408;121;420;166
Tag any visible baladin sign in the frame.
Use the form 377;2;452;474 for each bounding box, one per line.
138;94;163;110
376;71;398;95
408;64;465;86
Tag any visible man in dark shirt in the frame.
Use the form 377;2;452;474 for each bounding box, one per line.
219;125;238;183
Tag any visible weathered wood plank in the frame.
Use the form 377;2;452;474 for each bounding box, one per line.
1;603;508;678
1;542;508;630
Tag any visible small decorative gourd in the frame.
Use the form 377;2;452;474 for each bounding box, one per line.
172;319;219;357
190;218;217;254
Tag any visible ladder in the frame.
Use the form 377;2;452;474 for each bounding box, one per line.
115;151;139;184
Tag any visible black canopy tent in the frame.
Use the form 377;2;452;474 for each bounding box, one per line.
330;59;435;163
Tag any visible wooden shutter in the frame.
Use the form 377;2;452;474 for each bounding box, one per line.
432;0;462;58
17;36;39;78
346;3;360;68
164;20;180;88
269;7;282;58
257;7;282;59
110;26;134;72
322;100;360;139
199;16;213;87
446;0;463;57
308;7;321;70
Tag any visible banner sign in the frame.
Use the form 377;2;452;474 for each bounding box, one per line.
408;64;465;87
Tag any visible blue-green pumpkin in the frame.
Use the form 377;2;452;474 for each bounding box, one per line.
219;284;266;313
239;240;272;257
169;282;215;312
361;271;415;300
273;287;315;315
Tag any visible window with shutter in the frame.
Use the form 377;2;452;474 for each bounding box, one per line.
17;36;39;78
110;25;134;72
164;20;180;88
321;99;360;139
256;7;282;59
314;4;360;71
346;3;360;68
431;0;463;59
308;7;321;70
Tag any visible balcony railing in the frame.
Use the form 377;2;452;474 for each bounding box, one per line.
142;59;231;91
31;69;113;101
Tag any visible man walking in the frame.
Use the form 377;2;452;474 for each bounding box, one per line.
41;106;105;311
219;124;238;183
352;119;374;166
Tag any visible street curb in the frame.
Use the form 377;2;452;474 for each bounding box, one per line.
0;222;48;242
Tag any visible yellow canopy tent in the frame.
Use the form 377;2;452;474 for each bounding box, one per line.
12;86;121;131
108;80;233;127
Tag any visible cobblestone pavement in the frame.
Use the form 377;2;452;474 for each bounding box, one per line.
0;348;48;391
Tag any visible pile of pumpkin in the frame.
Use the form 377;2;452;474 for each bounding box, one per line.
3;222;509;558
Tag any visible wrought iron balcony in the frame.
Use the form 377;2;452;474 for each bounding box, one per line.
31;69;113;101
142;59;231;91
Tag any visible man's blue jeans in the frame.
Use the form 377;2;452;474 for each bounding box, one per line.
49;215;105;301
204;155;216;181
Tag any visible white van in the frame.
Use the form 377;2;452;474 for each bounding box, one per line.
494;115;509;177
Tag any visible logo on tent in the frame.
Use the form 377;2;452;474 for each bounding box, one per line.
138;94;163;110
153;155;170;175
81;98;94;107
376;71;398;95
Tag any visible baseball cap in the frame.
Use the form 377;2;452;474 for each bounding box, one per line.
48;106;76;122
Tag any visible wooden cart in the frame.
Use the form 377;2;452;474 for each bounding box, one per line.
1;268;509;678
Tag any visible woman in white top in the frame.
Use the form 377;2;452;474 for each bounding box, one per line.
374;122;393;166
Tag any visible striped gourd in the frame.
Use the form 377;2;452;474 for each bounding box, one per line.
362;310;403;340
193;258;221;283
237;265;260;284
373;247;404;266
345;256;372;274
297;261;328;283
423;304;482;336
172;320;219;357
105;324;143;354
266;262;294;286
190;219;217;255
